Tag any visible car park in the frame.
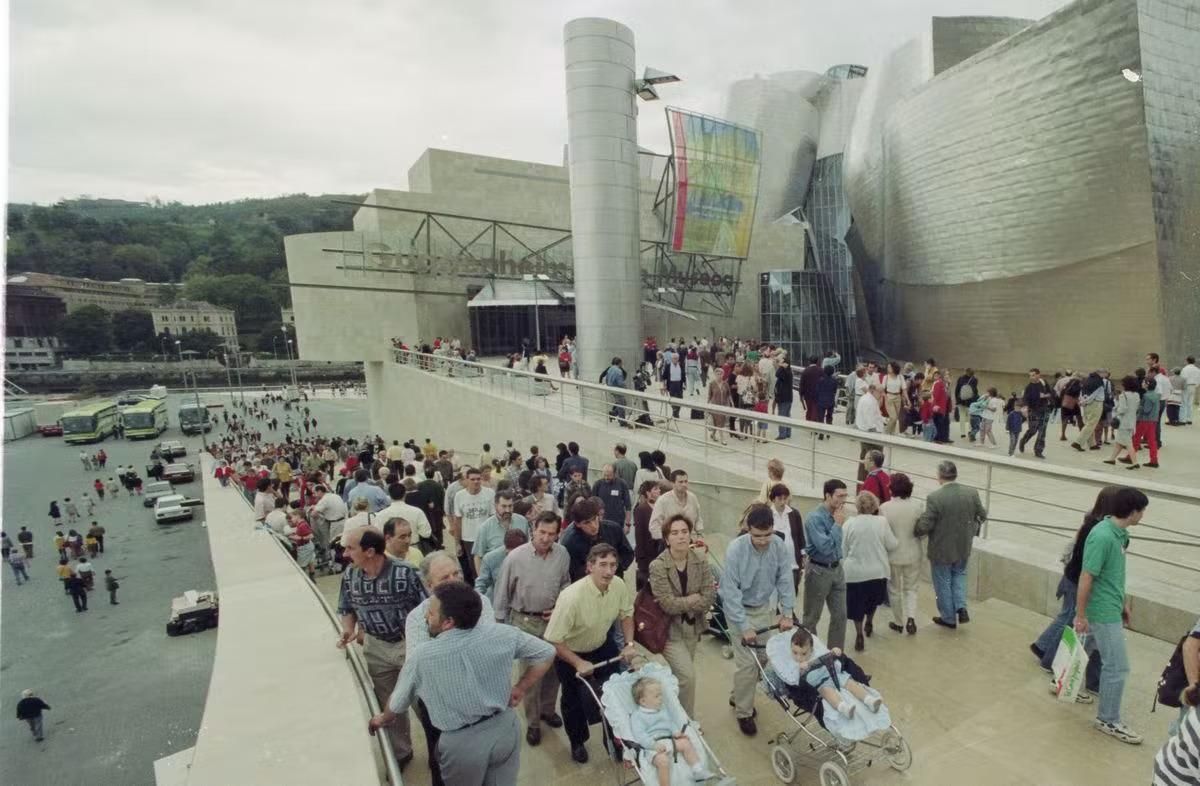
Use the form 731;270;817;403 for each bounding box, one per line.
154;494;201;523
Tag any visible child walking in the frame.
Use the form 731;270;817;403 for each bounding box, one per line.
1005;394;1026;456
977;387;1002;447
919;393;936;442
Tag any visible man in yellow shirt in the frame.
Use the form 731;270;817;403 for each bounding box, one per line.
382;518;425;566
543;543;635;764
272;455;294;500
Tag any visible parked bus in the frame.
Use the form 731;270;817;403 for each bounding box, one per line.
178;402;213;435
122;398;169;439
61;401;120;444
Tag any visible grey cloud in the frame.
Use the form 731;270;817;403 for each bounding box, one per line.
9;0;1069;204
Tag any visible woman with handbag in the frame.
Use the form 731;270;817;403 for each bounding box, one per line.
648;514;715;715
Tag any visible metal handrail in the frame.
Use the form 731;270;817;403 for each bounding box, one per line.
230;490;402;785
392;347;1200;576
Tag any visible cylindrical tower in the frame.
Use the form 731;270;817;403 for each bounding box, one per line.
564;18;642;382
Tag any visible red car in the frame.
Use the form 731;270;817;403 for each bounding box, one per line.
39;422;63;437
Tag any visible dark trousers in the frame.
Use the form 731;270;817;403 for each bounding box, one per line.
1020;410;1049;455
109;589;118;604
71;591;88;611
804;397;819;421
934;412;951;443
459;540;477;586
1157;400;1166;445
414;699;445;786
96;536;104;554
667;379;683;418
555;639;621;746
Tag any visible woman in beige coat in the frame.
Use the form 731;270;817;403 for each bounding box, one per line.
649;514;716;715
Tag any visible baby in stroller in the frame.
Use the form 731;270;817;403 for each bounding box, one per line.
790;628;881;719
766;628;892;741
630;676;713;784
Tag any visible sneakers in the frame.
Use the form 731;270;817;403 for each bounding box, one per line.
865;694;883;713
932;616;958;629
692;765;715;781
1095;720;1143;744
836;701;856;719
1047;682;1093;703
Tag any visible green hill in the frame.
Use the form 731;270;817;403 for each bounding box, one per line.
5;193;364;345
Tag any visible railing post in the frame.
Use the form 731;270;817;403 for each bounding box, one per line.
983;463;993;539
810;430;817;487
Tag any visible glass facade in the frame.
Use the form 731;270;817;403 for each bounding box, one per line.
469;305;575;356
760;270;856;370
803;154;857;328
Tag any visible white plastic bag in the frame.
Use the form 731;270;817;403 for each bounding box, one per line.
1052;627;1087;702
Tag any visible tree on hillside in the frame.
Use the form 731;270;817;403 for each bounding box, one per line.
182;273;280;334
111;309;156;351
56;305;112;356
111;244;170;281
176;328;226;355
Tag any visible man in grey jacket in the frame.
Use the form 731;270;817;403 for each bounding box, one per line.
915;461;987;629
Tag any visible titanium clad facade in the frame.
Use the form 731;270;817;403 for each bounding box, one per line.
846;0;1200;374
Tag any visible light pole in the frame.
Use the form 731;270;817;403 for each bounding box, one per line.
177;340;207;450
656;287;679;343
229;342;245;403
271;335;279;361
159;336;169;362
213;347;234;404
281;325;298;390
175;339;186;387
523;273;551;352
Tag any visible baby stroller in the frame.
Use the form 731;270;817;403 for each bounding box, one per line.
581;658;736;786
756;629;912;785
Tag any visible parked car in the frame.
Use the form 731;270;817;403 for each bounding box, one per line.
166;590;219;636
154;440;187;460
161;463;195;484
38;422;64;437
154;494;201;523
142;480;176;507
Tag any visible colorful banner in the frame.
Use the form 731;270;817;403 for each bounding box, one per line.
667;108;761;258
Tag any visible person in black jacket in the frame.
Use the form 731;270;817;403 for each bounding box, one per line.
955;369;979;440
768;483;806;592
558;497;634;581
799;356;824;422
16;690;51;741
1019;368;1053;458
775;354;796;440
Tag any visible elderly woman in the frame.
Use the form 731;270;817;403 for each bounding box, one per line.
880;473;924;634
706;357;733;444
648;513;716;716
842;491;898;652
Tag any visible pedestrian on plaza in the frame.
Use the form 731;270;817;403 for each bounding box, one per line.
17;527;34;559
767;484;805;593
336;526;428;769
1129;375;1162;470
803;479;850;651
560;497;635;582
883;362;907;435
63;497;79;524
1104;375;1141;467
104;569;120;605
1019;368;1053;458
82;493;96;516
1072;373;1107;452
66;529;83;560
954;368;979;439
8;550;30;585
80;450;91;470
48;501;62;528
931;371;952;443
859;450;891;503
370;580;555;786
544;543;637;763
1180;356;1200;426
756;457;786;503
817;365;839;437
76;556;95;590
382;518;425;566
15;690;51;742
57;558;73;593
591;464;632;531
493;512;572;745
86;521;106;555
377;483;434;553
880;474;924;635
94;478;105;500
915;461;987;629
472;490;530;575
799;356;823;422
1075;486;1148;745
722;503;796;736
106;477;120;497
66;572;89;612
632;480;666;590
842;491;898;652
775;352;795;440
85;530;99;557
475;527;527;602
0;531;11;561
706;363;733;444
650;514;716;716
648;469;704;542
452;467;496;585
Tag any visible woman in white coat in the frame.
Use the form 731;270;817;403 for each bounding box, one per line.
842;491;898;652
880;473;924;635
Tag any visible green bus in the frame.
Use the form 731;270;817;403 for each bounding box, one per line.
122;398;170;439
61;401;121;444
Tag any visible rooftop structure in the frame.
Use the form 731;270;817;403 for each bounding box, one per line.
151;301;238;342
5;271;179;313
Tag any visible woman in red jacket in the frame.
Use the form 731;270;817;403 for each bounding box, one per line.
931;372;951;443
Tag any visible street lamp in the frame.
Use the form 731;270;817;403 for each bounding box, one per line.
176;340;207;450
523;273;551;351
271;334;279;361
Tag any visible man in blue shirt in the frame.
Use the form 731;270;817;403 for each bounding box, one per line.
802;479;849;651
346;468;389;512
719;504;795;736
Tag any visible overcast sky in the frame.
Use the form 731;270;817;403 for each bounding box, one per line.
9;0;1069;205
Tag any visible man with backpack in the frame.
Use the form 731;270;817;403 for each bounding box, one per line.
1157;617;1200;735
954;368;979;440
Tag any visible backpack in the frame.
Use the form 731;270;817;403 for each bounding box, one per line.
960;382;975;401
1066;378;1083;399
1156;634;1193;708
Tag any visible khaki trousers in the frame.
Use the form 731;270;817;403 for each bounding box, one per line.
363;635;413;762
889;562;921;624
1073;401;1104;449
661;622;700;716
885;393;903;434
730;605;777;718
511;613;560;728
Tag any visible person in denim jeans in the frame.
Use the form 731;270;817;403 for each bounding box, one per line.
1074;486;1148;745
1030;488;1121;698
914;461;987;630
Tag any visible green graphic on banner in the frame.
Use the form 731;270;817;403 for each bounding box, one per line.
667;108;762;258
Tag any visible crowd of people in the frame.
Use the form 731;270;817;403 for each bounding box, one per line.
193;365;1196;786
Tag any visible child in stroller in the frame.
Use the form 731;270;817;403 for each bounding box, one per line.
630;676;714;784
789;628;882;720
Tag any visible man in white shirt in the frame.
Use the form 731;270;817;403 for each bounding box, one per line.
264;497;289;535
855;384;886;433
377;483;433;546
452;467;495;584
310;484;348;556
1155;366;1172;446
1181;356;1200;425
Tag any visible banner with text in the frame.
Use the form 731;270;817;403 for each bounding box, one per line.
667;108;761;258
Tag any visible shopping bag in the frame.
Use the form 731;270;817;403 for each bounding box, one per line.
1051;627;1088;702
